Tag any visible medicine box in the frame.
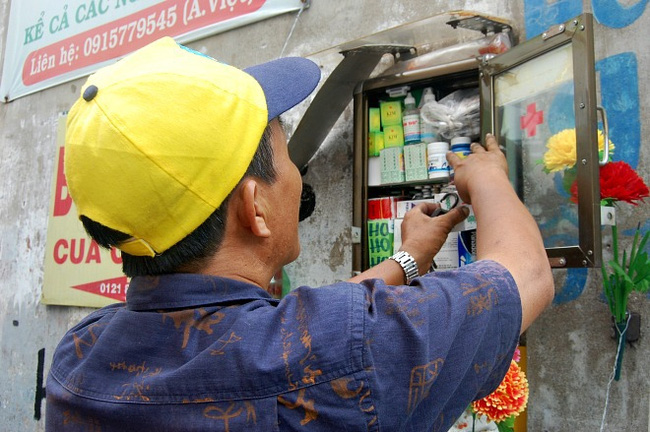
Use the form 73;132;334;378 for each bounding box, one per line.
368;131;385;157
396;197;441;218
458;229;476;267
367;196;401;220
403;143;428;181
380;146;404;184
383;124;405;148
396;196;476;232
368;219;394;267
436;234;460;270
379;100;402;126
369;107;381;132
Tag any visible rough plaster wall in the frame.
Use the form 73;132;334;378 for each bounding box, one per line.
0;1;521;429
526;4;650;431
1;0;649;431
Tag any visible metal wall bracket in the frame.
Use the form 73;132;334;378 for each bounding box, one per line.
447;15;512;35
289;44;413;170
542;23;566;40
601;206;616;226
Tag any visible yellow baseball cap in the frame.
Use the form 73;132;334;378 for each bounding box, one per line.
65;37;320;257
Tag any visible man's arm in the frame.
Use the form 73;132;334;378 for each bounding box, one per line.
349;133;553;333
448;134;554;333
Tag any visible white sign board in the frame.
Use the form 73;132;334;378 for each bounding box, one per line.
1;0;306;102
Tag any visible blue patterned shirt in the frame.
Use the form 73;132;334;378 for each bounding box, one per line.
46;260;521;431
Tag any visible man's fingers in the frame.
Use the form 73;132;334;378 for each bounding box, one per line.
439;206;469;227
484;133;500;152
413;202;441;216
470;142;485;153
446;150;460;168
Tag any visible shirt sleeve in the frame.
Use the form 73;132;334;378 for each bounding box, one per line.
361;259;522;430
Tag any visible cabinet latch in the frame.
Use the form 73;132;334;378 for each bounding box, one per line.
351;226;361;244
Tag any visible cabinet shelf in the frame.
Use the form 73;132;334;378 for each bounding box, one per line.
370;178;448;189
368;178;451;199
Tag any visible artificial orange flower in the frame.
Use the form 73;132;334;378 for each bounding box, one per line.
570;160;649;205
472;360;529;423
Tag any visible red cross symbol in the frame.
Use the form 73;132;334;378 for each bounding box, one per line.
520;103;544;137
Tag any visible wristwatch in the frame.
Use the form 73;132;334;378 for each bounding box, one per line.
389;250;419;284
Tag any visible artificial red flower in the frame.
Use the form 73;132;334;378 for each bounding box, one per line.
571;161;649;205
472;360;529;423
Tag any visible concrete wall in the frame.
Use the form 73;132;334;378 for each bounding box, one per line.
1;0;648;430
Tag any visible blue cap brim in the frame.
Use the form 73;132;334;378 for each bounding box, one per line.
244;57;320;122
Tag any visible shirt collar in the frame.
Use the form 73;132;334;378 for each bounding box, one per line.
126;273;279;311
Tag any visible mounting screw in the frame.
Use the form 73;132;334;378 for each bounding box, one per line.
558;258;566;266
579;102;585;109
582;159;587;165
587;250;593;256
582;260;588;266
542;32;548;38
580;25;585;31
573;19;579;25
559;24;565;31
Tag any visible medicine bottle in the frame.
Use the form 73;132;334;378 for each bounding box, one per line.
419;88;436;143
402;92;420;144
427;141;449;181
449;137;471;178
450;137;471;158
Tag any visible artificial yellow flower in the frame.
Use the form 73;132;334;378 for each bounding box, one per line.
542;128;614;172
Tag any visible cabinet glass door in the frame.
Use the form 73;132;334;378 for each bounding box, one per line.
480;13;601;268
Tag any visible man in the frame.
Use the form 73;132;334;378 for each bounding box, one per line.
46;37;553;431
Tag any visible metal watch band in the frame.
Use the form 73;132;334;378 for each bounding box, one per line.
389;250;419;284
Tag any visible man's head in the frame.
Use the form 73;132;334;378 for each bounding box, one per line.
65;37;320;276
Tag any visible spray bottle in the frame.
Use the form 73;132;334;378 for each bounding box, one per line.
419;88;436;143
402;92;420;144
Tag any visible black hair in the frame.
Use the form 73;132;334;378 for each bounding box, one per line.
81;123;277;277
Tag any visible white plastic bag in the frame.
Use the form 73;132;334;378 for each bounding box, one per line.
420;88;480;139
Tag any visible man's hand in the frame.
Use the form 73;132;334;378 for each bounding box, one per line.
348;203;468;285
446;133;509;205
399;203;469;275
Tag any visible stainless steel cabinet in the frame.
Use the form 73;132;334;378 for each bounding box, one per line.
288;11;603;273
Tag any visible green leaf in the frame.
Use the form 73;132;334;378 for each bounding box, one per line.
628;228;642;267
603;225;650;326
611;261;635;284
612;225;619;263
496;416;516;432
636;231;650;254
637;280;650;294
608;261;632;284
561;167;578;195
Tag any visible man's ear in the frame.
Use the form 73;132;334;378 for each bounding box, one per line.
237;179;271;238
